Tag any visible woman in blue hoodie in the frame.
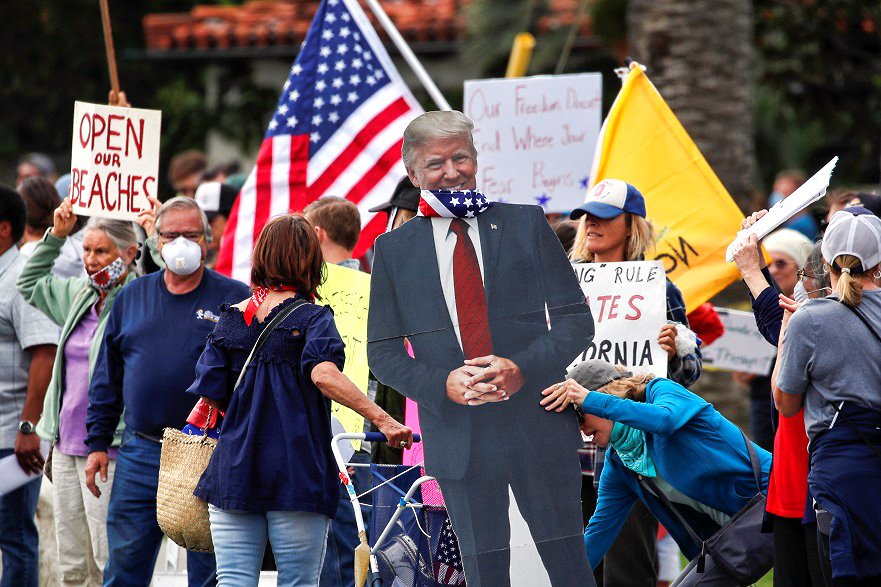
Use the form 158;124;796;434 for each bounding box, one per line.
541;359;771;577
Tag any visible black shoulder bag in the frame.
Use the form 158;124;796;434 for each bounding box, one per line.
639;430;773;585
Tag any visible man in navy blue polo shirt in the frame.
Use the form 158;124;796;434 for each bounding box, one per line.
85;197;249;587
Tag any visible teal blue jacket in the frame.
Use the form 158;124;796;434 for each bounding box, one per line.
583;378;771;567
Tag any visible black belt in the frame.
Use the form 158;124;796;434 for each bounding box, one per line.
134;430;163;443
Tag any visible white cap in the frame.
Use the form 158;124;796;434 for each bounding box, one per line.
821;210;881;272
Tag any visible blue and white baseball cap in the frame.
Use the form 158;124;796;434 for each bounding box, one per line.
569;179;647;220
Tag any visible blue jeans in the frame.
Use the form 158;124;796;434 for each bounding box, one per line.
209;505;329;586
103;430;216;586
0;448;40;587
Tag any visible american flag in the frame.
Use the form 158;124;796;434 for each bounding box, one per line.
418;189;492;218
435;516;466;585
216;0;422;281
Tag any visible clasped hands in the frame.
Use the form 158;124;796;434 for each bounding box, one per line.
446;354;525;406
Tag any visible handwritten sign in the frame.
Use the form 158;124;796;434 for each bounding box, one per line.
317;262;370;449
570;261;667;377
702;308;776;375
463;74;602;212
70;102;161;221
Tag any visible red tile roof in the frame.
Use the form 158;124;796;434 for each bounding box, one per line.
143;0;592;54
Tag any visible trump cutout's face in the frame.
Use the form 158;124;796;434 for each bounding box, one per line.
407;136;478;192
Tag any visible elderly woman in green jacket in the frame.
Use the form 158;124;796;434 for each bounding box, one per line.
17;196;154;586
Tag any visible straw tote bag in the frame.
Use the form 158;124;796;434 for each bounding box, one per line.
156;299;308;552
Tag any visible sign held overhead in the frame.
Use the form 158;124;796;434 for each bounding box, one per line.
70;101;161;221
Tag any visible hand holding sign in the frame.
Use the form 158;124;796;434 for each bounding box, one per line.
70;102;161;222
136;194;161;237
51;198;78;239
726;157;838;262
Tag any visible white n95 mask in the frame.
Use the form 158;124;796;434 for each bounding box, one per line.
161;236;203;276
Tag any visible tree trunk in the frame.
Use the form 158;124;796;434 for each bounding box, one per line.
627;0;756;207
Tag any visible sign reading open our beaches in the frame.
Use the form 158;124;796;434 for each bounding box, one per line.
702;307;776;376
317;262;370;449
570;261;668;377
70;102;161;221
463;73;602;212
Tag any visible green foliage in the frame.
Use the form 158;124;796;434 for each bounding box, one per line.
754;0;881;186
0;0;208;191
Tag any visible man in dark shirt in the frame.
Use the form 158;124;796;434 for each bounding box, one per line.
85;197;249;587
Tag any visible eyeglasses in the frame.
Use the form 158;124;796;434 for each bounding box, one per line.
158;230;204;244
797;268;826;282
770;259;795;270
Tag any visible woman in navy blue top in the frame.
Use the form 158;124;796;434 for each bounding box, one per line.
187;214;412;587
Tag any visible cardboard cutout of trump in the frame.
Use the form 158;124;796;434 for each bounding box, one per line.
367;111;596;586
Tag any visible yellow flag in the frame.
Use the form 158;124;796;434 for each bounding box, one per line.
590;63;744;312
317;262;371;448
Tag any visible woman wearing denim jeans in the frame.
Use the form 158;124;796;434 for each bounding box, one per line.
186;214;412;586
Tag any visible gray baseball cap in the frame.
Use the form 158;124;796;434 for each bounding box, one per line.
821;210;881;272
567;359;631;391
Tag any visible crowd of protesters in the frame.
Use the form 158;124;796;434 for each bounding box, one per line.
0;111;879;587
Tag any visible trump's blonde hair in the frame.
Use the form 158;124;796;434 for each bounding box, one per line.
402;111;477;171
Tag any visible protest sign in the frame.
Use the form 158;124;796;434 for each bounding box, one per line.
702;308;776;376
726;157;838;261
70;102;161;221
590;63;745;312
317;262;370;449
570;261;668;377
463;73;602;212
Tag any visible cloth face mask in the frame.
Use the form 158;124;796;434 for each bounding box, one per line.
89;257;127;292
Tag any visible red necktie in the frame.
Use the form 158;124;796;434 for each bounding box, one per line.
450;219;492;359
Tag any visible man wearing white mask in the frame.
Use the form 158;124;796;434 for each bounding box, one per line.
85;197;248;586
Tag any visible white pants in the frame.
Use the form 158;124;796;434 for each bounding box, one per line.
52;451;115;586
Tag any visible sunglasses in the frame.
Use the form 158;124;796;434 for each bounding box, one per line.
796;268;827;282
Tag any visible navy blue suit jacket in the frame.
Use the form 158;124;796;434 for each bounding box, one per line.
367;203;594;479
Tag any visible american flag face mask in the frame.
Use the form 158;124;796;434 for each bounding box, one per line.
418;189;493;219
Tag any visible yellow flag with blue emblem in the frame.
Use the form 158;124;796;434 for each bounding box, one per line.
589;63;744;312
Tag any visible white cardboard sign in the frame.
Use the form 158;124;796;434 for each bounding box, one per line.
726;157;837;261
570;261;668;377
70;101;162;221
463;74;602;212
702;307;776;375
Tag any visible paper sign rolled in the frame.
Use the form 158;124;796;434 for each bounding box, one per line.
69;101;162;222
726;157;838;262
0;441;51;496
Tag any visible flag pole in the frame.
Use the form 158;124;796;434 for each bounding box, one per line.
99;0;121;97
362;0;451;111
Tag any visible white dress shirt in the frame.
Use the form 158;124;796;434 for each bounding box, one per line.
430;217;485;352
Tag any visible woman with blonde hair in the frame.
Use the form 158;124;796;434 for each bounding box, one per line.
775;210;881;585
568;179;702;585
542;359;770;583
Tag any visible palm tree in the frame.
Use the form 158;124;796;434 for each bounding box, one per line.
628;0;757;207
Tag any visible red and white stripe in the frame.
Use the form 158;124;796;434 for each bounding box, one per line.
216;0;422;283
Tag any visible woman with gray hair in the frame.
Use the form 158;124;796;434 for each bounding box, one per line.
17;197;148;586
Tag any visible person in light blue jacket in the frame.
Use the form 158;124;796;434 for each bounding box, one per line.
541;359;771;573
